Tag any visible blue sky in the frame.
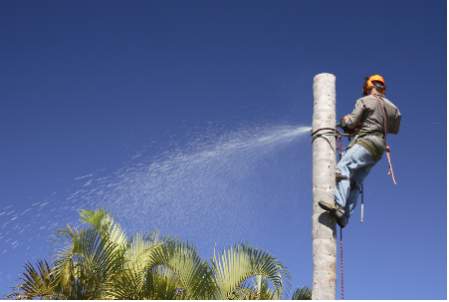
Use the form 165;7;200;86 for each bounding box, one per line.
0;0;446;299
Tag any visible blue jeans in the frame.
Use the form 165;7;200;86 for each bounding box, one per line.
334;143;377;218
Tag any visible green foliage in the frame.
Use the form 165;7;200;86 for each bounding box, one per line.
4;208;300;300
212;243;291;300
291;285;312;300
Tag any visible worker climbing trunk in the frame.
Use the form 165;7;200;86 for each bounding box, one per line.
319;74;401;228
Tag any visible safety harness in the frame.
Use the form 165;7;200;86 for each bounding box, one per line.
341;94;397;185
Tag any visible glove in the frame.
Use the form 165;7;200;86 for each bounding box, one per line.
339;116;350;133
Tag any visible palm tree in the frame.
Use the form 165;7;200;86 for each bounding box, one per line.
311;73;338;299
4;208;292;300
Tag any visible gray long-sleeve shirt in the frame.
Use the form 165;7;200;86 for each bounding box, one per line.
346;94;401;159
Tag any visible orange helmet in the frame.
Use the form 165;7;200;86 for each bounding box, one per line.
363;74;386;95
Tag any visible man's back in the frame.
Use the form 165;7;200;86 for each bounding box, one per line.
355;94;401;135
346;94;401;160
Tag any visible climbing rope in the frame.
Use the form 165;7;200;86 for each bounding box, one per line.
374;95;397;185
337;137;344;301
340;227;344;300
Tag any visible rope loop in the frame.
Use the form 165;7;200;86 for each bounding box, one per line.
311;127;343;158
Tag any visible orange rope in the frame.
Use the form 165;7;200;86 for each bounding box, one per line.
374;95;397;185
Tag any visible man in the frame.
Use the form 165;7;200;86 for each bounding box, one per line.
318;75;401;228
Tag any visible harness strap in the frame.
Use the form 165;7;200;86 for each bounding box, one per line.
374;95;397;185
336;173;349;182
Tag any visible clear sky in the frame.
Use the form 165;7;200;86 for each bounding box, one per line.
0;0;446;299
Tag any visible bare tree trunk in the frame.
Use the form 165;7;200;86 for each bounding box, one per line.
311;73;337;300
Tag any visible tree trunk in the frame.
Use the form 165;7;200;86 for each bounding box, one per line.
311;73;337;300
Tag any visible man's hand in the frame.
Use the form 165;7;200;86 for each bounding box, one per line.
339;115;350;132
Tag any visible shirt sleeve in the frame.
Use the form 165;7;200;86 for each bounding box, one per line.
389;109;401;134
346;99;364;129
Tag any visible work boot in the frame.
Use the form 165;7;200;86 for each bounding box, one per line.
336;215;348;228
318;201;348;228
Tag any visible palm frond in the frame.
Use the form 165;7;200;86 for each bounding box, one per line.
103;265;182;300
211;243;291;300
146;266;185;300
291;285;312;300
148;239;215;300
50;224;125;299
1;260;67;300
79;208;129;249
124;231;166;271
101;242;170;300
251;275;279;300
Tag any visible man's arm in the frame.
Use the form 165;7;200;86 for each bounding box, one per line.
344;99;364;129
389;109;401;134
